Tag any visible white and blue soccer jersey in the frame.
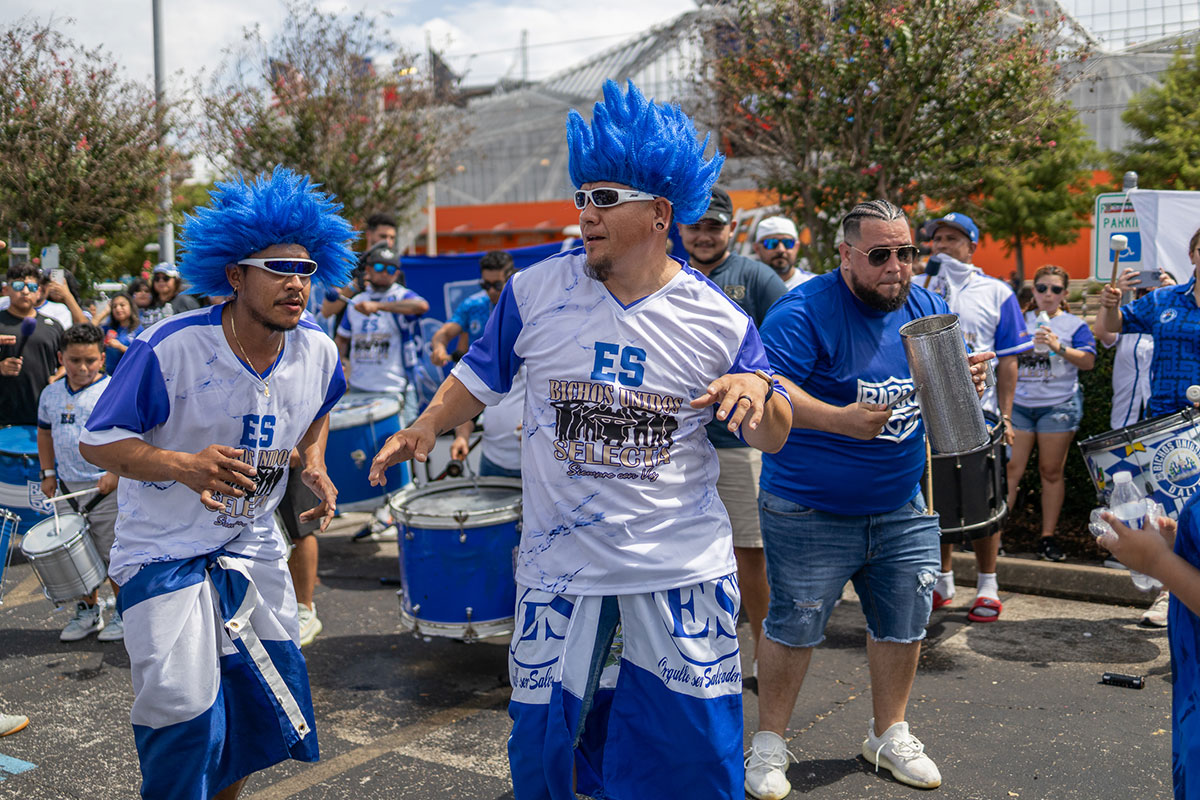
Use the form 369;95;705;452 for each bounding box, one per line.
1108;332;1155;429
337;285;424;393
37;376;110;482
81;304;346;585
451;248;785;596
1014;310;1096;407
941;267;1033;415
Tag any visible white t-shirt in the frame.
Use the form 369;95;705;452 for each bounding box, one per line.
36;300;75;330
451;248;784;596
337;285;422;393
37;375;110;482
80;304;346;584
1107;332;1155;429
938;265;1032;415
480;365;525;470
782;269;815;291
1014;310;1097;407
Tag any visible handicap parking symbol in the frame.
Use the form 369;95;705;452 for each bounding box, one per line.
1110;232;1141;263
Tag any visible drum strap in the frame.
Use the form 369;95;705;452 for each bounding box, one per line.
56;479;107;516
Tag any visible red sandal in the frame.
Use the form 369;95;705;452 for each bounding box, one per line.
967;596;1002;623
932;590;953;610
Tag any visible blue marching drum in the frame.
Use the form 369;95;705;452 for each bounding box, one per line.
327;393;411;512
0;425;50;527
389;478;522;642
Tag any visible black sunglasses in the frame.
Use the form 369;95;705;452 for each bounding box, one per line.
849;244;919;267
1034;283;1065;295
480;279;505;291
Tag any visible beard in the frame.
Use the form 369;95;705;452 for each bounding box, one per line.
245;298;301;332
849;270;911;312
584;254;612;282
767;254;793;273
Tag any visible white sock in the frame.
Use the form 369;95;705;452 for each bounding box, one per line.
976;572;999;600
934;570;955;599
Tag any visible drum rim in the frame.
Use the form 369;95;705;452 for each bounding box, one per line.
330;392;402;430
389;477;522;529
1080;407;1200;450
20;513;89;554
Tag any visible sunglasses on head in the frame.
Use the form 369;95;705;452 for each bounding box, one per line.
7;280;35;292
1035;283;1065;295
480;279;505;291
760;238;796;250
849;244;919;266
573;188;656;210
236;257;318;277
372;263;399;275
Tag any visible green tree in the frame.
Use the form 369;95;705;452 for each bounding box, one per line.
707;0;1088;270
196;0;461;227
0;20;176;286
1112;43;1200;189
975;113;1097;283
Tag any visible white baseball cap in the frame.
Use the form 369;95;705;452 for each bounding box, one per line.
755;216;799;243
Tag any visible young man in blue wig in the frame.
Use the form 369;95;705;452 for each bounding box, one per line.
80;166;353;800
369;80;793;799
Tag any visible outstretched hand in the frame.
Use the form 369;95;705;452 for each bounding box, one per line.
299;467;338;532
690;372;771;434
369;423;438;486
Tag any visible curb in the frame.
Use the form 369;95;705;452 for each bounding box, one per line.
951;551;1160;607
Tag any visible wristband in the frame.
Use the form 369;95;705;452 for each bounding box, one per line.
40;468;56;479
754;369;775;403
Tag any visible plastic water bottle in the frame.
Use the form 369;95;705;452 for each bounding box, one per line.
1109;471;1163;592
1034;311;1051;354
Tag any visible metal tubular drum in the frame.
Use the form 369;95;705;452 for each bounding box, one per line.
19;513;107;604
900;314;990;456
931;419;1009;543
389;477;523;642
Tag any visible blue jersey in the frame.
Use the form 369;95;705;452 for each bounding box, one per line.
760;271;949;514
1122;278;1200;418
1170;492;1200;798
450;291;495;346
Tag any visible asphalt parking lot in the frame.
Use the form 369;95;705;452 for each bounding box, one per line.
0;512;1176;799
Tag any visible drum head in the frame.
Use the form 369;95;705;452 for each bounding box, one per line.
331;393;401;430
22;513;87;555
391;478;521;528
0;425;38;456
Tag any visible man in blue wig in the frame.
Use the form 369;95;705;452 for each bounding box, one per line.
80;166;354;800
369;80;793;799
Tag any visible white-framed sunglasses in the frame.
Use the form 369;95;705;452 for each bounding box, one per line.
573;188;657;210
236;257;318;277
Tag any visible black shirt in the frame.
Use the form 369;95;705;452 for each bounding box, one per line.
0;310;64;427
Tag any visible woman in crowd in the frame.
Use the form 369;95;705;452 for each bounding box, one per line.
128;277;154;325
1006;264;1097;562
99;292;142;375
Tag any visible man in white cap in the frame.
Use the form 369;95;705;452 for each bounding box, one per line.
753;217;814;290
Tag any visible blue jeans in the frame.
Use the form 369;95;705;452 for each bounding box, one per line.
758;489;941;646
479;453;521;479
1011;388;1083;434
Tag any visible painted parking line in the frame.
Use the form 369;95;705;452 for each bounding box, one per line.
0;752;36;781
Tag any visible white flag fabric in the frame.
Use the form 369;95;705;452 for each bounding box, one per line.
1128;189;1200;284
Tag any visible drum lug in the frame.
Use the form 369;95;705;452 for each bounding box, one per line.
412;603;420;613
350;449;367;468
459;532;467;544
463;606;477;644
404;529;414;541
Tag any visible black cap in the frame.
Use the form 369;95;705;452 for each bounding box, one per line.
699;187;733;224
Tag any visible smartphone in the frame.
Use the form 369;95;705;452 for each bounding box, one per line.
50;268;64;285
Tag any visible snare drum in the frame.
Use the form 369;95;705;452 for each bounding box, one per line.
20;513;107;603
1078;407;1200;517
0;425;50;526
930;420;1008;542
389;478;522;642
328;393;411;512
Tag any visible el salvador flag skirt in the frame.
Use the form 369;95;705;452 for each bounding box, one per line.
117;551;318;800
508;574;744;800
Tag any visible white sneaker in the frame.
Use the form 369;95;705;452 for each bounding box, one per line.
0;714;28;736
298;602;323;647
745;730;794;799
97;609;125;641
863;719;942;789
60;603;103;642
1141;590;1170;628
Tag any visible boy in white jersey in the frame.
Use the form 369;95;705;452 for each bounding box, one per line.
36;323;121;641
336;245;429;425
80;167;353;800
370;80;792;800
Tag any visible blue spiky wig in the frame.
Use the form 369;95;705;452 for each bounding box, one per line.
179;165;358;296
566;80;724;225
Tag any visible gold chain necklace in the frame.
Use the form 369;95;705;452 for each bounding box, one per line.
230;310;284;397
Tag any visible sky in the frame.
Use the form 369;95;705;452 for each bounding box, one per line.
0;0;697;92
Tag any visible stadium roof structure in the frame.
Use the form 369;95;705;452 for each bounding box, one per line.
432;0;1198;208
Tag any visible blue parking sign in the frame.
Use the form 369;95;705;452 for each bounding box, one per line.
1110;231;1141;263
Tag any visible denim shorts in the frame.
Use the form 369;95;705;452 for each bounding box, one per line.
1011;389;1083;434
758;489;941;647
